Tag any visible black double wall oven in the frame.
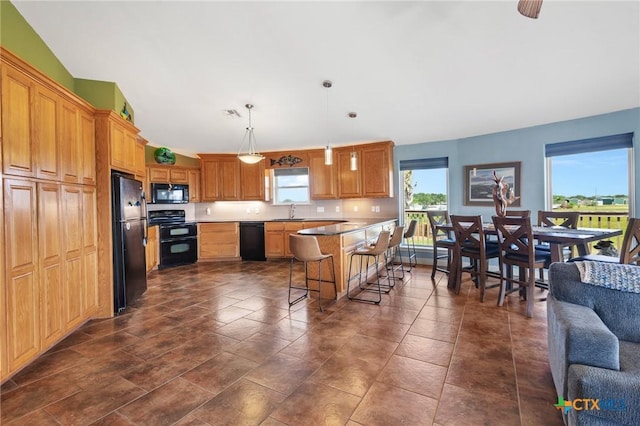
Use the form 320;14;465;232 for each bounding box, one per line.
149;210;197;269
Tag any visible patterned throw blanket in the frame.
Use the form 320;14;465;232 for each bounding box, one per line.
575;261;640;294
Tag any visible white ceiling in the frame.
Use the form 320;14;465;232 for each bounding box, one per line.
13;1;640;157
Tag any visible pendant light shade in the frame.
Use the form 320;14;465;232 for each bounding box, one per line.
324;145;333;165
323;80;333;166
350;151;358;171
518;0;543;19
237;104;264;164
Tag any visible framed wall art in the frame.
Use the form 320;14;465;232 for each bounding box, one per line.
463;161;521;206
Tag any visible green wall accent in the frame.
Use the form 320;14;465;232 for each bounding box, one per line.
0;0;74;90
1;1;134;119
145;145;201;167
75;79;134;121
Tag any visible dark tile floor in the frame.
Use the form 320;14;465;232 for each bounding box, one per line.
1;261;564;425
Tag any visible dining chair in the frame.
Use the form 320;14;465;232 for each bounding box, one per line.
450;215;500;299
402;220;418;272
288;234;337;312
536;210;580;280
492;215;551;318
346;230;392;304
427;210;455;279
570;217;640;266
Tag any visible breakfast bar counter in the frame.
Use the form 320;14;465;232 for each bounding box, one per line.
297;218;397;299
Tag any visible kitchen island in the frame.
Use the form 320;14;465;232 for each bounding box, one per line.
297;218;397;299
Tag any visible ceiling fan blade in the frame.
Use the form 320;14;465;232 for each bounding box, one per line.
518;0;543;19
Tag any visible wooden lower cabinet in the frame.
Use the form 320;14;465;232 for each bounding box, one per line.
198;222;240;260
1;178;99;381
146;225;159;273
265;221;337;259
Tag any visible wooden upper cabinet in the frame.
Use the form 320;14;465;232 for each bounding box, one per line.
336;148;362;198
2;65;34;177
169;168;189;184
308;149;336;199
335;141;394;199
109;120;127;170
79;109;96;185
200;155;240;201
59;100;81;183
148;167;170;183
361;141;394;198
240;160;265;200
135;140;146;178
188;169;201;202
34;84;60;181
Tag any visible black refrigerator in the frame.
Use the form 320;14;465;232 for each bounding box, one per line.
112;173;147;314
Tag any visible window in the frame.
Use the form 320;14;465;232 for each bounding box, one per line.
546;133;633;244
272;168;310;204
400;157;449;246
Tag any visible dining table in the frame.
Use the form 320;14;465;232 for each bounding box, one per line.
444;224;623;290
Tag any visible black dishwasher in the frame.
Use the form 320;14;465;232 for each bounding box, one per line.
240;221;266;261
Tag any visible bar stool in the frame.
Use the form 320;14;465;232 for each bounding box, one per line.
427;210;455;279
288;234;337;312
346;231;391;304
383;226;405;282
403;220;418;272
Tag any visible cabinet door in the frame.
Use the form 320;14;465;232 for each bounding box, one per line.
220;159;240;200
110;122;126;170
79;109;96;185
135;141;146;178
59;100;81;183
309;150;336;199
362;144;392;197
170;168;189;184
62;185;84;329
34;84;60;181
201;160;220;201
124;131;138;174
145;226;158;272
198;223;239;259
38;182;65;347
265;222;284;258
240;161;265;200
2;66;34;177
3;179;40;372
336;149;362;198
82;187;99;316
148;166;170;183
188;170;201;202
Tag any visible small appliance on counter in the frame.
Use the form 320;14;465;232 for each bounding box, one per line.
112;173;148;314
148;209;198;269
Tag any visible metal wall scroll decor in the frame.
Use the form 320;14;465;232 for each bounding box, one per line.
270;155;303;167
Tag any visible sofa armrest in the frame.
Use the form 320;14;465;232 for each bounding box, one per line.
568;364;640;425
547;295;620;399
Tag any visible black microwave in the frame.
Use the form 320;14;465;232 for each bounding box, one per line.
150;183;189;204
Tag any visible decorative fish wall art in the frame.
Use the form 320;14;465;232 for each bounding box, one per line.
270;155;302;167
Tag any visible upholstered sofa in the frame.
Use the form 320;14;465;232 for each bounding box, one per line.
547;262;640;425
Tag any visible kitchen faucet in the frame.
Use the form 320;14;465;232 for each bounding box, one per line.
289;203;295;219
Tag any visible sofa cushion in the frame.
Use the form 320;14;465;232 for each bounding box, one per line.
549;263;640;343
567;340;640;426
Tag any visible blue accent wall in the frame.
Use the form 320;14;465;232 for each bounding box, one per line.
395;107;640;216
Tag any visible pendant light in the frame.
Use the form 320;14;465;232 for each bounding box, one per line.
237;104;265;164
323;80;333;165
348;112;358;171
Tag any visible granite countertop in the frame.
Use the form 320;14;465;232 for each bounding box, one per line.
297;218;396;236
